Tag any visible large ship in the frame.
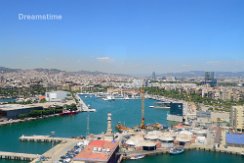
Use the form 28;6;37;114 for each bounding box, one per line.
103;95;115;101
60;110;79;116
149;101;171;109
116;122;131;132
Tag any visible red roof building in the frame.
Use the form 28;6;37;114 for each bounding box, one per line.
73;140;120;163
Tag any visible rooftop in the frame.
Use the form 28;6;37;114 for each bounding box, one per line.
74;140;118;162
226;133;244;145
0;104;41;111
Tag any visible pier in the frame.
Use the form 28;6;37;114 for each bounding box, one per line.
19;135;70;143
31;138;81;163
119;148;168;160
76;93;95;112
0;151;40;161
186;145;244;155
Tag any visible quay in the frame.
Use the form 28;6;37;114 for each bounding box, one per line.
31;138;81;163
187;145;244;156
17;135;82;163
0;114;60;126
121;149;167;158
19;135;70;143
119;145;244;161
76;93;95;112
0;151;40;161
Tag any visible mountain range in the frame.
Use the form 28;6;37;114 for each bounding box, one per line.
1;66;244;78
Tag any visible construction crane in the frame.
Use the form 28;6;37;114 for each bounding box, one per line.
140;86;145;129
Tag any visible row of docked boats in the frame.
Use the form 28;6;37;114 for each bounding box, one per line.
129;147;184;160
101;94;140;101
149;101;171;109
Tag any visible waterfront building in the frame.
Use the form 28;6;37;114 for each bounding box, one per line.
167;103;184;122
175;130;193;146
125;134;158;151
210;111;230;123
226;133;244;147
192;129;207;145
206;126;222;146
158;132;174;148
45;91;69;102
230;106;244;132
0;104;43;119
196;111;211;124
73;140;120;163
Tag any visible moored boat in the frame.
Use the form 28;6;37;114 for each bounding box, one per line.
116;122;131;132
240;151;244;156
129;154;145;160
169;147;184;155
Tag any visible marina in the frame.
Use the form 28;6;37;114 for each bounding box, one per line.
0;95;243;163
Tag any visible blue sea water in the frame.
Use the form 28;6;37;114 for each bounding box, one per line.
0;95;243;162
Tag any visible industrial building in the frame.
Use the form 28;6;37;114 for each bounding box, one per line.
230;106;244;132
45;91;69;102
0;104;43;119
73;140;120;163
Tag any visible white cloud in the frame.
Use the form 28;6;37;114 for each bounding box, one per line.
181;64;192;68
95;57;114;64
96;57;111;61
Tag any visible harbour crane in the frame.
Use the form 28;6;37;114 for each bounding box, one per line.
140;86;145;129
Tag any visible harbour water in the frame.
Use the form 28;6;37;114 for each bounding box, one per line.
0;98;16;103
0;95;243;163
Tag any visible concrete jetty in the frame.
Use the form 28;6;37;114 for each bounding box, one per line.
31;139;81;163
17;134;82;162
76;94;95;112
19;135;70;143
0;151;40;161
186;145;244;156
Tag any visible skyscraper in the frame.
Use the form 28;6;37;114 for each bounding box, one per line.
152;72;156;81
204;72;217;87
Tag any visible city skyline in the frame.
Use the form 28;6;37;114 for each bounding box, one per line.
0;0;244;74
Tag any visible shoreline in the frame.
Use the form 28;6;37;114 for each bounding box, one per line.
0;114;61;126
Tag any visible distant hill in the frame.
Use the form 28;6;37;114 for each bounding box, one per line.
0;66;20;73
0;66;129;77
161;71;244;78
34;68;64;74
1;66;243;78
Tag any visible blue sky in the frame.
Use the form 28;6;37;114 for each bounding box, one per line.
0;0;244;74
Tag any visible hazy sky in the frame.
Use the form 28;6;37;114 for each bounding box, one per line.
0;0;244;74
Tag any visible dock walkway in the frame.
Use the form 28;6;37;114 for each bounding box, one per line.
119;148;167;159
19;135;70;143
187;145;244;155
0;151;40;161
76;94;95;112
31;139;81;163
